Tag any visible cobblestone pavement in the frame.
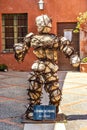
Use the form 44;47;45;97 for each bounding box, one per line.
0;71;87;130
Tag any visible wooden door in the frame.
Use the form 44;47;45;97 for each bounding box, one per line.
57;22;79;71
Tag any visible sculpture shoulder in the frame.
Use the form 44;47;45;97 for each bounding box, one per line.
31;33;59;48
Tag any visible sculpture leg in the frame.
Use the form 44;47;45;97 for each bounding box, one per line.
44;81;62;114
25;72;43;119
49;83;61;113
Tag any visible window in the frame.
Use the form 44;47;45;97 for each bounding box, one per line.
2;13;28;52
64;29;73;42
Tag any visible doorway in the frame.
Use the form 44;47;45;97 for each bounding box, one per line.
57;22;79;71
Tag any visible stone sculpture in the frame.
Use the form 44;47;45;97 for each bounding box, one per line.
14;14;80;119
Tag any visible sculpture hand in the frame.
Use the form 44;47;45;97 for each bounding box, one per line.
70;53;80;67
14;43;28;62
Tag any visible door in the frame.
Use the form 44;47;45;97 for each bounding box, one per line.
57;22;79;71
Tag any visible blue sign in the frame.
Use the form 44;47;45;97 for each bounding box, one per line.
33;105;56;120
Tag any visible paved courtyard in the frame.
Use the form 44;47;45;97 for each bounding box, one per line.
0;71;87;130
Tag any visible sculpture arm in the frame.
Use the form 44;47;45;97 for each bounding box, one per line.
14;33;34;62
59;36;80;67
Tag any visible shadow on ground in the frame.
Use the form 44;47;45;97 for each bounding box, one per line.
67;114;87;121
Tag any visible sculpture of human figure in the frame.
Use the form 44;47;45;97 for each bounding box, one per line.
14;14;80;119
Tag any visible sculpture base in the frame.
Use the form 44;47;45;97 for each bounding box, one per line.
22;113;67;124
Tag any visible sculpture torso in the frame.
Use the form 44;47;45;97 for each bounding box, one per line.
31;34;59;62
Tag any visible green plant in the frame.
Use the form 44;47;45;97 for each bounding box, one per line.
81;57;87;63
0;64;8;71
73;11;87;33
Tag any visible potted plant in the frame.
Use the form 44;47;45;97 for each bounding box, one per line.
80;57;87;72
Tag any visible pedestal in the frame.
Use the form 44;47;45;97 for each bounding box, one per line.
22;113;67;130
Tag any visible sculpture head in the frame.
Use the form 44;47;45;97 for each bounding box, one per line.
35;14;52;33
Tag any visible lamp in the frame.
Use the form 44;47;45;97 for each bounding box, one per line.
38;0;44;10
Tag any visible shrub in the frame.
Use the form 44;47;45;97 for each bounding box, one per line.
73;11;87;33
0;64;8;71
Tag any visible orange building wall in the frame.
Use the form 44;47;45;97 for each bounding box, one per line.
0;0;87;71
